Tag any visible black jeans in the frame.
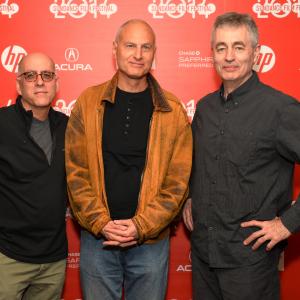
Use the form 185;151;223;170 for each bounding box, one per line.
191;247;281;300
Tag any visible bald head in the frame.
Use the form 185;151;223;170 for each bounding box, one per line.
17;52;55;75
16;52;58;120
115;19;156;47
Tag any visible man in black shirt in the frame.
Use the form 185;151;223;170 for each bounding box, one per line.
0;53;68;300
66;19;192;300
183;12;300;300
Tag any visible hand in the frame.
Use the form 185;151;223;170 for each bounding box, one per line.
103;219;138;248
241;217;291;251
183;198;193;231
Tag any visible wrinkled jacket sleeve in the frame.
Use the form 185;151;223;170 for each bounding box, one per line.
65;99;110;236
132;106;192;243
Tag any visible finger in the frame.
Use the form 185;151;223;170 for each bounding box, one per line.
182;212;188;227
251;235;267;250
104;227;132;236
103;240;121;246
105;232;135;242
190;220;194;231
126;227;138;238
183;205;193;231
114;219;131;226
241;220;262;228
109;223;128;231
119;241;137;248
103;240;137;247
108;236;135;244
266;240;276;251
104;223;128;233
184;216;193;231
243;230;264;245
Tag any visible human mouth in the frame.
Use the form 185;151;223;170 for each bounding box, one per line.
34;91;47;94
223;65;239;72
130;62;144;67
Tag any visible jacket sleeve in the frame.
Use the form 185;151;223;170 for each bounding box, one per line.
132;106;193;243
65;99;110;236
276;101;300;233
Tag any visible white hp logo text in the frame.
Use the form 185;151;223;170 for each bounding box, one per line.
253;45;276;73
1;45;27;73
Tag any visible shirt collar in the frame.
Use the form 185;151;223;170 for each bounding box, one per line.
219;71;260;103
100;71;172;112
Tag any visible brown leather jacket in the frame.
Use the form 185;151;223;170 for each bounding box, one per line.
65;72;192;244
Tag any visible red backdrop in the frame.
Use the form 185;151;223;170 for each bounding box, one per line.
1;1;300;299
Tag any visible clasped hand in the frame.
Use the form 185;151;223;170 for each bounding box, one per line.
102;219;138;248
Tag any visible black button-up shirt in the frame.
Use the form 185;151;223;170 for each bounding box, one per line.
191;72;300;268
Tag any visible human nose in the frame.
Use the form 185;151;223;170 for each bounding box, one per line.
134;46;142;60
35;74;44;85
225;48;235;62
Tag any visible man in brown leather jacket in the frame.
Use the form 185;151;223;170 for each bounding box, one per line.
65;19;192;300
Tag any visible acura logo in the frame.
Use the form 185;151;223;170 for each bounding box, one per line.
65;48;79;62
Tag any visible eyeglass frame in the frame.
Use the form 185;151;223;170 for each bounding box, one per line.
17;70;57;82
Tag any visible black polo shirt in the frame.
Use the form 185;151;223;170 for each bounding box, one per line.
102;87;153;219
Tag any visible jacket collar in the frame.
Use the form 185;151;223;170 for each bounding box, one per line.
15;95;60;131
100;71;172;112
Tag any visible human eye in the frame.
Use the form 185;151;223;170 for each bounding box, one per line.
41;71;55;81
24;71;37;81
142;44;152;51
234;44;245;51
216;46;225;53
125;43;135;48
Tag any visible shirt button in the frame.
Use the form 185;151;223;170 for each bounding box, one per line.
220;130;224;135
127;108;131;112
124;131;128;135
125;123;130;128
234;102;238;106
126;116;130;120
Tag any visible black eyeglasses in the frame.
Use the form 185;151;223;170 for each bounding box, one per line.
18;71;56;82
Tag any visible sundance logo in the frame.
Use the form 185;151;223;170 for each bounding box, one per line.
183;99;196;121
53;98;76;116
1;45;27;73
252;0;300;18
49;0;117;19
0;0;19;18
148;0;216;19
55;48;92;71
253;45;275;73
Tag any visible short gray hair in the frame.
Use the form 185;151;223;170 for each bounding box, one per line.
211;12;259;48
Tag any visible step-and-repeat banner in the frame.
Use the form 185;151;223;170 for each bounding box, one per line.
1;1;300;299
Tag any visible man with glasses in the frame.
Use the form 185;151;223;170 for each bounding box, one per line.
0;52;68;300
65;19;192;300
